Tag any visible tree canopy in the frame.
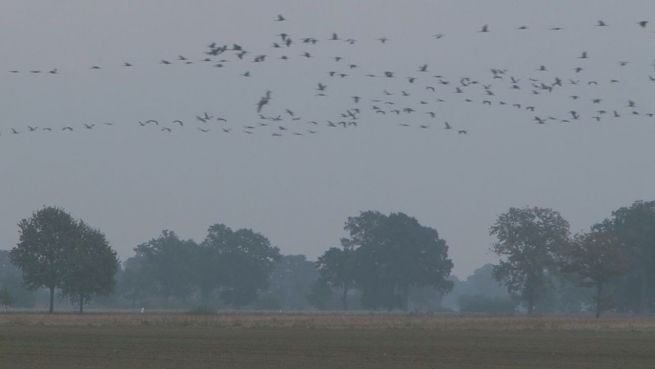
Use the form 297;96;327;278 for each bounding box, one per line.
490;206;570;314
561;223;628;317
340;211;453;310
60;221;119;313
10;207;79;313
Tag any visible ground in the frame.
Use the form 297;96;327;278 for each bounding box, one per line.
1;313;654;369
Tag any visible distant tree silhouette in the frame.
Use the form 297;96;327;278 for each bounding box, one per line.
10;207;78;313
561;223;628;318
202;224;281;308
60;221;119;313
134;230;197;302
604;201;655;314
316;246;357;310
0;287;13;312
490;207;570;315
343;211;453;310
118;255;156;308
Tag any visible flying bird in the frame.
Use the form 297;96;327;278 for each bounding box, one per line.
257;90;272;113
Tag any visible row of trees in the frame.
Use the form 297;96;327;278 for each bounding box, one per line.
2;201;654;316
122;226;281;308
9;208;118;313
491;201;655;317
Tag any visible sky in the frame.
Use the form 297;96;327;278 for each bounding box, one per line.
1;0;655;277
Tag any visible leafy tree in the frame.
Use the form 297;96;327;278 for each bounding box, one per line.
343;211;453;310
0;286;13;311
316;246;357;310
134;230;197;302
60;221;119;313
604;201;655;313
10;207;79;313
117;255;156;308
561;224;629;318
202;224;281;308
0;250;35;308
266;255;319;310
490;207;570;314
307;278;333;310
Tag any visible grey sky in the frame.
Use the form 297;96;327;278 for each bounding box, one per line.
1;0;654;277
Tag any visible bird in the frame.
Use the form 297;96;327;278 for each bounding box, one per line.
638;21;649;28
275;14;285;22
596;20;608;27
479;24;489;33
257;90;272;113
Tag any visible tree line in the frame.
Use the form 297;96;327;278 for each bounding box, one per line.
1;202;654;316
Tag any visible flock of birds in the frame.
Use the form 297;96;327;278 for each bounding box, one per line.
3;16;655;138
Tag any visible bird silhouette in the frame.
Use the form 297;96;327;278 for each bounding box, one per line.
257;90;272;113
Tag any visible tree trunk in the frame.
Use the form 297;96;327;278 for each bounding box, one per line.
79;294;84;314
595;282;604;319
341;285;349;311
526;290;535;315
49;286;55;314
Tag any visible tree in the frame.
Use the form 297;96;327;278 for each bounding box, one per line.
490;207;570;314
0;250;35;308
0;287;13;312
307;278;333;310
316;246;357;310
134;230;197;302
604;201;655;313
560;224;629;318
343;211;454;310
202;224;281;308
117;255;156;308
60;221;119;313
10;207;79;313
266;255;319;310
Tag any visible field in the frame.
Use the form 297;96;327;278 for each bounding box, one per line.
1;314;655;369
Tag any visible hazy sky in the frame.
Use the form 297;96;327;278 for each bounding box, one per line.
1;0;654;277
